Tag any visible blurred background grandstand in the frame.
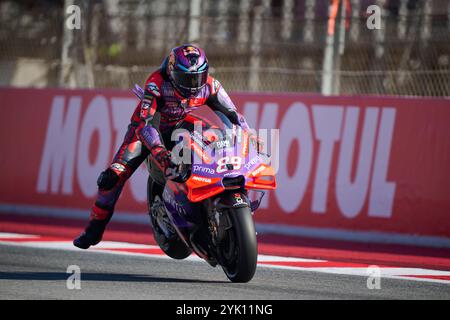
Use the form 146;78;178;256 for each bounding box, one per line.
0;0;448;96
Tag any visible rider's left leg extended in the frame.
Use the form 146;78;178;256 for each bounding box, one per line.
74;126;149;249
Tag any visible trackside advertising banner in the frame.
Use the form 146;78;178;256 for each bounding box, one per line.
1;88;449;243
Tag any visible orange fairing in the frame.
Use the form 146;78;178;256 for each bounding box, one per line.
185;174;223;202
245;164;277;190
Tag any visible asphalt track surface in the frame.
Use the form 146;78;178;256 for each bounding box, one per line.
1;243;449;300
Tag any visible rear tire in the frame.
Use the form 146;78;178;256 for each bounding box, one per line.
151;221;192;260
147;176;192;260
221;206;257;283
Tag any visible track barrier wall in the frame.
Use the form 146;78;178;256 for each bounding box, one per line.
1;88;449;247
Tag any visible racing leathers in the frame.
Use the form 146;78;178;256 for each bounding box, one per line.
73;61;251;249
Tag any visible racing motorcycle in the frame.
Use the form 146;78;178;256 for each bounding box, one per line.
133;86;277;283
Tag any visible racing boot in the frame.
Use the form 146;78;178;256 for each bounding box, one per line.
73;205;112;249
74;166;125;249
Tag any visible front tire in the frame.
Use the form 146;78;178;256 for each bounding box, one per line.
221;206;257;283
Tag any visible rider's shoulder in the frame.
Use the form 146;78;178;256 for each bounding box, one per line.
144;69;165;98
206;75;221;95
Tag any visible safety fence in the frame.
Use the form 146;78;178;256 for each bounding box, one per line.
0;0;448;96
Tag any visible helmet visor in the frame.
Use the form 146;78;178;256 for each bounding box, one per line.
171;69;208;90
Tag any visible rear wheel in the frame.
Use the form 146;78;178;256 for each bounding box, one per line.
148;177;192;260
220;206;257;283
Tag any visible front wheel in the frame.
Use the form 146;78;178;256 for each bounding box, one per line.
220;206;257;283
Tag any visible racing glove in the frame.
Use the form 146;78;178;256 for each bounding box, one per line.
150;145;172;171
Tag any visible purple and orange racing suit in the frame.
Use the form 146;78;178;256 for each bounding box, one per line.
89;63;251;222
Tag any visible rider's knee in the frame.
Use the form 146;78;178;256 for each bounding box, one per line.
97;163;128;191
97;169;119;191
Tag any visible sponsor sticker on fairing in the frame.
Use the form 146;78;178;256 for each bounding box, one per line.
214;139;230;149
233;193;245;206
192;176;212;183
241;131;249;156
191;131;206;149
192;165;215;175
191;141;211;164
251;165;266;177
244;155;263;170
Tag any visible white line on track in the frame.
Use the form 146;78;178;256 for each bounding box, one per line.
0;232;449;285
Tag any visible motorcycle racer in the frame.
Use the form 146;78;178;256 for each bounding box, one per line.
73;44;261;249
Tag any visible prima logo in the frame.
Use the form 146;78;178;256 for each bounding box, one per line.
192;165;215;175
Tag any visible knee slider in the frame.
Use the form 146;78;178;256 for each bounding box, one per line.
97;168;119;191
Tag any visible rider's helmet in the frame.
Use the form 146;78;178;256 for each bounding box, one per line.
167;44;209;97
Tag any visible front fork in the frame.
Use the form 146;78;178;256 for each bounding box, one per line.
205;190;256;246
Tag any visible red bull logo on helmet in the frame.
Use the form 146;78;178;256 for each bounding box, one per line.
182;46;200;56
